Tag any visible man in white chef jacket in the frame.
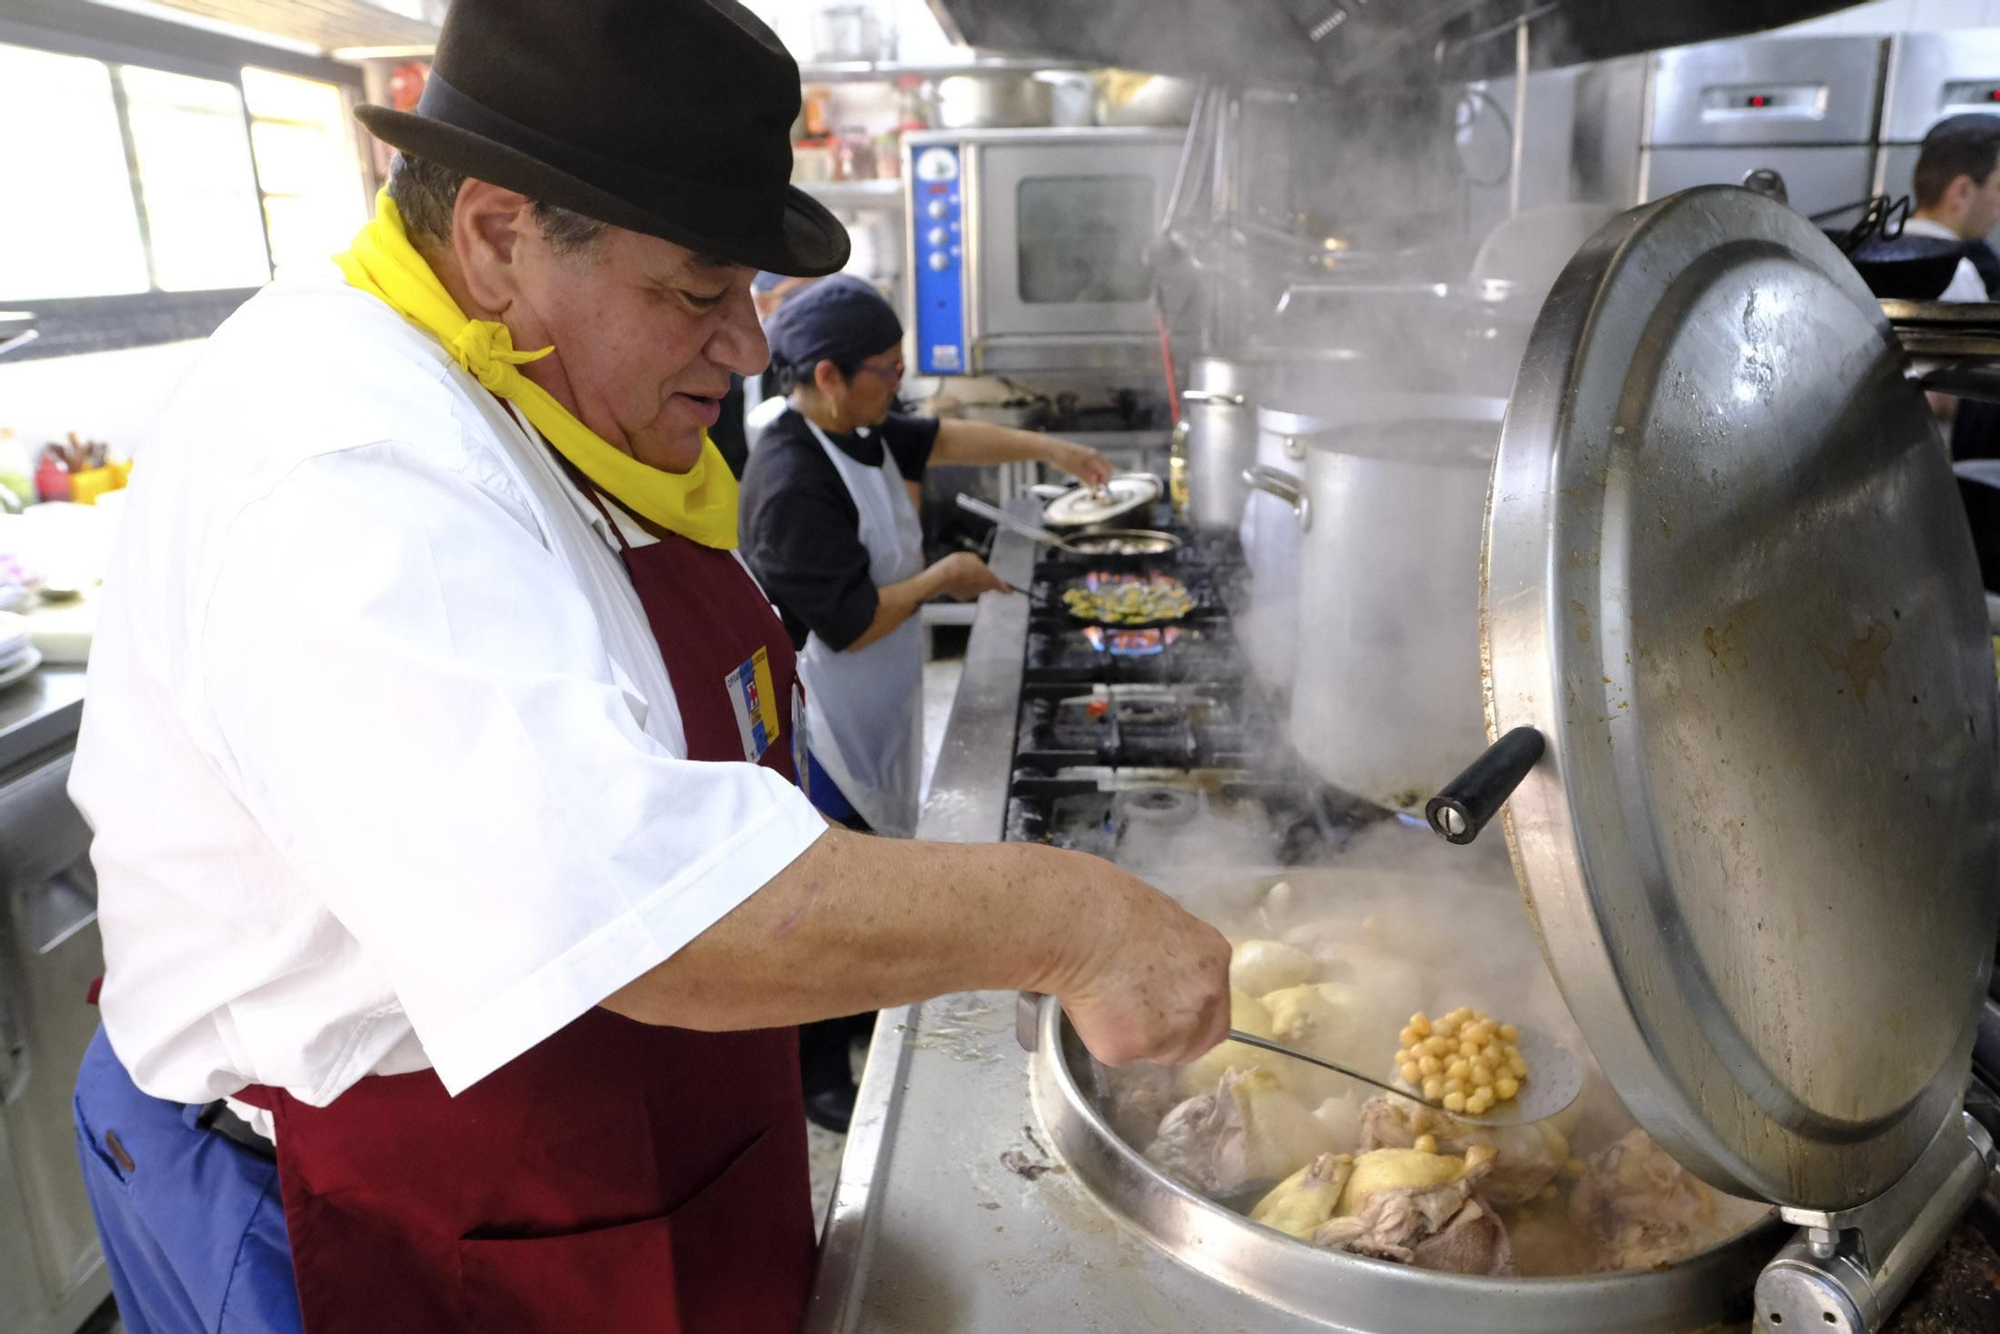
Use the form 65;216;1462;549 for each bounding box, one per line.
64;2;1232;1330
1906;113;2000;303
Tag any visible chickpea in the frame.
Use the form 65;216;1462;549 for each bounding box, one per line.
1400;1061;1422;1084
1470;1059;1495;1086
1444;1077;1466;1098
1414;1133;1438;1154
1410;1013;1433;1038
1398;1026;1421;1049
1418;1054;1442;1077
1446;1059;1470;1081
1425;1035;1453;1058
1496;1075;1520;1100
1459;1039;1481;1058
1442;1091;1468;1113
1509;1055;1529;1079
1498;1023;1520;1042
1423;1075;1446;1101
1467;1088;1495;1115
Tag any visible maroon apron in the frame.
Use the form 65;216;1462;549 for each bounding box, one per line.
239;484;815;1333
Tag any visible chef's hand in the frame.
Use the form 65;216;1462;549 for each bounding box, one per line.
928;551;1012;602
1048;859;1232;1067
1052;440;1116;489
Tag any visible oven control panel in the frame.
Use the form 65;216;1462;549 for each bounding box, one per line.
910;144;966;375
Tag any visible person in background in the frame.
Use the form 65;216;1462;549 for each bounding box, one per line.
1906;113;2000;303
738;277;1114;1131
742;275;1113;839
1906;115;2000;592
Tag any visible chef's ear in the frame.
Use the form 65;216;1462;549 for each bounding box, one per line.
450;180;537;313
813;359;847;397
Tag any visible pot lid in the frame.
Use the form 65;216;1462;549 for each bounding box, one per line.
1482;186;2000;1211
1043;474;1161;527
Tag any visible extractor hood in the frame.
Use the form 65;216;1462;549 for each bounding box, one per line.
924;0;1857;87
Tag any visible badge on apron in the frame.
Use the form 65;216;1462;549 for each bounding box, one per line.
725;646;782;764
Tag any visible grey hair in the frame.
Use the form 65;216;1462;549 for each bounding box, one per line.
386;153;609;257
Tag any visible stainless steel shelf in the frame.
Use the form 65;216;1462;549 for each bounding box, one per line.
797;178;907;210
797;56;1089;84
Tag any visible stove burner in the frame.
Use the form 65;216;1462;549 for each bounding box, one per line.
1121;787;1197;823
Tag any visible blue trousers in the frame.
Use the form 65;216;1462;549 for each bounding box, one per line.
72;1027;301;1334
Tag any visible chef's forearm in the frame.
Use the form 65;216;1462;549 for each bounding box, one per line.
841;568;938;651
601;829;1109;1029
930;418;1064;468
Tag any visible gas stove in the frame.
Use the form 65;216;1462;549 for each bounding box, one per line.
1003;502;1381;866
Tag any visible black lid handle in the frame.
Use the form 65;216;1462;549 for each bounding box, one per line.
1425;727;1545;845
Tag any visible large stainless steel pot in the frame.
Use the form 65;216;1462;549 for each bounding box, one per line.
1174;356;1259;531
1250;394;1505;810
1236;408;1309;696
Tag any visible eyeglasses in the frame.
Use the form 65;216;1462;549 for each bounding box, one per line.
854;358;905;383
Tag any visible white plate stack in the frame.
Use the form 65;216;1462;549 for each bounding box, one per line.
0;611;43;693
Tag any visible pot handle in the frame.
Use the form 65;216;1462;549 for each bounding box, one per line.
1182;388;1247;407
1425;727;1545;845
1242;465;1312;532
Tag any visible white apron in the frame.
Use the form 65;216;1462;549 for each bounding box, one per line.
796;415;927;837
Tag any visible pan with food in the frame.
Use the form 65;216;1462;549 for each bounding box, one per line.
1060;572;1197;628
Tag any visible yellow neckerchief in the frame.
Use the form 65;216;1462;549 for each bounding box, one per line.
335;190;738;549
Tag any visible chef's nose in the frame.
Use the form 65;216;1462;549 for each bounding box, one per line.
708;287;769;378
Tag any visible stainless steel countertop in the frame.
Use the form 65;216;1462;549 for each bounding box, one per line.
804;506;1339;1333
0;665;84;772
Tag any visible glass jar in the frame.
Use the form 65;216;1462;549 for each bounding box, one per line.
835;127;876;182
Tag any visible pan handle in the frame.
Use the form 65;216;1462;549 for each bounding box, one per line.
1242;465;1311;533
1425;727;1545;845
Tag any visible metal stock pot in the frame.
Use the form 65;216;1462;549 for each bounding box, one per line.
1246;393;1505;810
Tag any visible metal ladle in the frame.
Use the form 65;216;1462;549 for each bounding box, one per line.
1225;1025;1583;1127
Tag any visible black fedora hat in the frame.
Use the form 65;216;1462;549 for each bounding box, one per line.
355;0;849;277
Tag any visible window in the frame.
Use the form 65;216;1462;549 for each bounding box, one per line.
121;65;272;291
0;16;368;356
0;44;151;300
243;67;369;278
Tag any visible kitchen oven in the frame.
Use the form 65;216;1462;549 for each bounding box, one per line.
902;127;1186;377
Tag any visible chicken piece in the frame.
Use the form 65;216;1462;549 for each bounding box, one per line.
1568;1128;1725;1271
1409;1198;1515;1275
1257;981;1393;1103
1250;1152;1354;1239
1336;1144;1497;1216
1312;1144;1512;1274
1176;989;1280;1097
1146;1078;1239;1195
1145;1068;1336;1196
1103;1062;1181;1148
1230;938;1319;997
1357;1095;1567;1207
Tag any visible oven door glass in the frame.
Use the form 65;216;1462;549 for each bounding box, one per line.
971;139;1180;340
1016;175;1156;304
